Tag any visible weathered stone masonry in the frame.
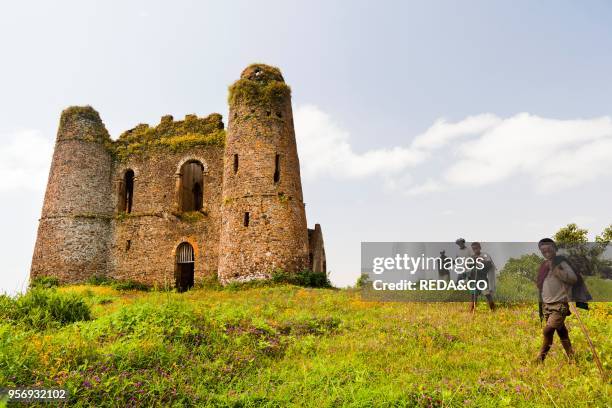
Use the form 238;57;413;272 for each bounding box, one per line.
30;64;326;288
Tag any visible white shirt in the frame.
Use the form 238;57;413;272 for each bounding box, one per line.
454;245;473;274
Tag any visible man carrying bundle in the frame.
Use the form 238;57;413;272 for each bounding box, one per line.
468;242;496;312
535;238;578;363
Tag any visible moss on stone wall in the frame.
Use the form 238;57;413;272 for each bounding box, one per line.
59;106;112;143
108;113;225;162
228;63;291;107
277;192;291;204
177;211;206;223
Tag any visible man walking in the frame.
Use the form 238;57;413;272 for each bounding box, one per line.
535;238;577;363
468;242;496;312
454;238;472;283
438;250;450;282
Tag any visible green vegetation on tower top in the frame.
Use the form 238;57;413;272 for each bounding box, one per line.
228;63;291;107
241;63;285;82
59;106;112;143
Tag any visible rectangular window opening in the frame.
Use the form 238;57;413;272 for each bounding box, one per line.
233;154;239;174
244;212;250;227
273;154;280;183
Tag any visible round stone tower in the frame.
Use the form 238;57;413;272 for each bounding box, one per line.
218;64;309;283
30;106;114;283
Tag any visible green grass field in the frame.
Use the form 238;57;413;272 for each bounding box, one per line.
1;284;610;407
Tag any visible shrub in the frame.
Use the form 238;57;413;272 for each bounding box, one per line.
29;275;60;289
0;295;14;318
0;323;41;385
86;275;115;286
272;269;333;288
112;280;150;292
495;273;538;304
354;273;370;288
1;288;91;330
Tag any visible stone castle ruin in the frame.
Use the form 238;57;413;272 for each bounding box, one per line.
30;64;326;290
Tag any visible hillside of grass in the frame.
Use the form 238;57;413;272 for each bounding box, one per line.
1;284;610;407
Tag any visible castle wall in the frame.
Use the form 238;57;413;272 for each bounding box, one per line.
31;217;112;282
30;65;326;288
31;108;113;283
218;65;310;283
109;146;224;286
220;195;309;281
308;224;326;274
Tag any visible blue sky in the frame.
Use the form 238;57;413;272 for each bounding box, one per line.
1;1;611;292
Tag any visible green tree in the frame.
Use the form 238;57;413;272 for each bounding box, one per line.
595;224;612;244
553;223;588;244
499;253;543;282
552;223;611;277
355;273;371;289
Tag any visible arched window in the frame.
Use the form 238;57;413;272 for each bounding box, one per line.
179;161;204;212
175;242;194;292
118;169;134;213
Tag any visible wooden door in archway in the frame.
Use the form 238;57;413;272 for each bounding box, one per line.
175;242;194;292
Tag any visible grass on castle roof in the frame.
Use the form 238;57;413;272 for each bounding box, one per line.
109;113;225;162
1;284;610;407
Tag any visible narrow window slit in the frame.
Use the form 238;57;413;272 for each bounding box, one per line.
244;212;250;227
273;154;280;183
233;154;239;174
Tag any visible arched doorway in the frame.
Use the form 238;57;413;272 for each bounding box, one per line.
175;242;194;292
180;161;204;212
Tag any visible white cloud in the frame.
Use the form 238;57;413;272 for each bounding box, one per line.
294;106;612;195
0;130;53;192
411;114;501;150
294;105;426;180
440;113;612;192
405;179;443;195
